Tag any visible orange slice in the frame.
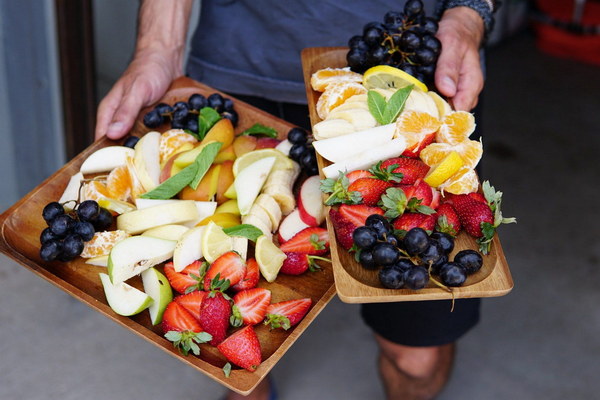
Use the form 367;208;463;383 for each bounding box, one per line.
310;67;363;92
394;110;441;157
81;180;110;202
316;81;367;120
420;139;483;169
106;165;132;202
125;155;146;199
436;111;476;145
81;230;130;258
439;167;480;195
159;129;198;165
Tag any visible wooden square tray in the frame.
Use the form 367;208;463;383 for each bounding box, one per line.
0;77;336;395
301;47;513;303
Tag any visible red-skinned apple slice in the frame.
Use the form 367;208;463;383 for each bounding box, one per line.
277;208;310;243
297;175;325;226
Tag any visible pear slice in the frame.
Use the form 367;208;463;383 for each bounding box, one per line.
172;226;205;272
234;156;276;216
117;200;199;234
142;224;190;241
58;172;84;210
313;123;395;163
107;236;176;284
99;273;153;316
80;146;135;174
141;268;173;325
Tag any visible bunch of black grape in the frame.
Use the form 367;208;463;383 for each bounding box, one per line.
143;93;238;132
352;216;484;290
39;200;113;262
346;0;441;87
287;127;319;176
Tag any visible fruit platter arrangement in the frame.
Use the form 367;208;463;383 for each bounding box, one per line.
300;5;515;303
0;78;336;394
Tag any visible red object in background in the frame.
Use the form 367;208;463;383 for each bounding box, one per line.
533;0;600;66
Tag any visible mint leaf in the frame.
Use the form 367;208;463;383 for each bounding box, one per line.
189;142;222;189
223;224;264;242
240;123;278;138
139;162;199;199
382;85;413;124
367;90;387;125
198;107;221;140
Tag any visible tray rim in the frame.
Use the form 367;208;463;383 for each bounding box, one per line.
301;46;514;304
0;76;337;395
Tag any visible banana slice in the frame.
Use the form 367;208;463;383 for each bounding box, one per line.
327;108;377;131
262;184;296;215
247;203;273;232
313;118;355;140
343;94;368;104
255;194;282;230
329;100;369;113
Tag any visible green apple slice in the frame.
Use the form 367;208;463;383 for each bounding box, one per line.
107;236;176;284
141;268;173;325
173;226;205;272
99;273;153;316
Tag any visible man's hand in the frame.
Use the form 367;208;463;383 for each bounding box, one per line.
94;50;181;140
435;7;485;111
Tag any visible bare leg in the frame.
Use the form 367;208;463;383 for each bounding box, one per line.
375;334;455;400
225;376;271;400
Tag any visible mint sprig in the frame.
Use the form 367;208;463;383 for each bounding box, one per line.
367;85;413;125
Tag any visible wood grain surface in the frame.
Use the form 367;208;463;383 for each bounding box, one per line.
0;77;336;395
301;47;514;303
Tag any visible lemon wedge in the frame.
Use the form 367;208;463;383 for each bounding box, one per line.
255;235;286;283
232;148;292;177
201;221;233;263
423;151;465;187
363;65;428;93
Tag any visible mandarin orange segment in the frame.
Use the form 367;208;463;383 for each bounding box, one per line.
81;180;110;202
310;67;363;92
125;155;147;199
420;139;482;169
81;230;130;258
439;167;479;195
435;111;476;145
106;165;132;202
316;81;367;120
395;110;441;136
159;129;198;165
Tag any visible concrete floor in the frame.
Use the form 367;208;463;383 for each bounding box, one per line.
1;32;599;399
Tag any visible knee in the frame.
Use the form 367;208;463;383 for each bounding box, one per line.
381;343;454;380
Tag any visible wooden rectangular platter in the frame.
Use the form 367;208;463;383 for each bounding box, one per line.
301;47;513;304
0;77;336;395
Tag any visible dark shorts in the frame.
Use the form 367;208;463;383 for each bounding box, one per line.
361;298;481;347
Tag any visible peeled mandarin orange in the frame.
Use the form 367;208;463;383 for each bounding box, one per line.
81;230;130;258
310;67;363;92
125;155;147;199
394;110;441;156
420;139;483;169
159;129;198;165
435;111;476;145
106;165;132;202
439;167;479;195
316;81;367;120
81;180;111;202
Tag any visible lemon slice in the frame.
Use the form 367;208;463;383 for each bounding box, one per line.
423;151;465;187
255;235;287;283
201;221;233;263
98;198;136;215
232;148;293;177
363;65;428;93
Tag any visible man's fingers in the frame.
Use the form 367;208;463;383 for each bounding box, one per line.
105;78;151;140
450;51;483;111
94;85;124;140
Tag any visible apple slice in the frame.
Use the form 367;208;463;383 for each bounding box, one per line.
322;137;407;179
141;267;173;325
277;208;310;243
235;156;276;216
99;273;153;316
107;236;177;284
80;146;135;174
172;226;205;272
141;224;190;241
297;175;325;226
133;131;161;191
58;172;84;210
85;255;108;267
313;123;395;163
117;200;199;234
274;139;293;156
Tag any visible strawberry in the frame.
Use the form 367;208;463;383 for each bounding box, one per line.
346;169;373;184
328;207;356;250
199;277;232;346
393;212;436;235
264;298;312;330
435;203;461;236
230;258;260;292
278;227;329;255
164;260;207;295
230;288;272;327
162;302;211;356
217;325;262;372
174;290;207;321
381;157;430;185
348;178;393;206
468;192;487;204
399;180;434;207
338;204;384;227
280;252;331;275
447;181;516;254
380;187;435;219
203;251;246;291
402;132;435;158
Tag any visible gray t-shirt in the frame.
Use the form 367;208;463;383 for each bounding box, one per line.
187;0;438;104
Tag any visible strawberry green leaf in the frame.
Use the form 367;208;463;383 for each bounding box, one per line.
264;314;292;330
309;233;326;250
380;187;407;219
230;305;243;328
223;362;232;378
320;172;361;205
369;161;403;183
